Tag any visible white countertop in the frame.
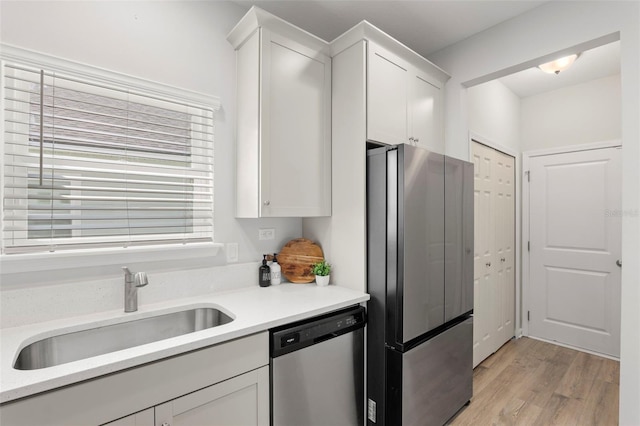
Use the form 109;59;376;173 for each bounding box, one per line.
0;283;369;404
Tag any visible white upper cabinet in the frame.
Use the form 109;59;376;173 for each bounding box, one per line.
367;43;409;145
410;70;443;150
228;7;331;218
366;41;445;150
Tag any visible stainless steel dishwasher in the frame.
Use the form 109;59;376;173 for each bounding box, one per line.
270;305;366;426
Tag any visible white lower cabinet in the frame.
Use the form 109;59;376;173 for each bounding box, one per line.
106;367;269;426
154;367;269;426
105;409;155;426
0;332;269;426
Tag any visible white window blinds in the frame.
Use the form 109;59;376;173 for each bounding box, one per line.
2;61;215;254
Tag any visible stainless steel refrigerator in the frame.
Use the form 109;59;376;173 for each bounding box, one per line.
366;144;474;426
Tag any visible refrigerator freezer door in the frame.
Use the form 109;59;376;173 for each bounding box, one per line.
444;156;475;321
397;145;445;344
388;317;473;426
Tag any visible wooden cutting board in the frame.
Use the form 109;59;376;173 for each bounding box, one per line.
277;238;324;283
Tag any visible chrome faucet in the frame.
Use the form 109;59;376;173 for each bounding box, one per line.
122;266;149;312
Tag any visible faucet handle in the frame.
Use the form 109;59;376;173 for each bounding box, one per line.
134;272;149;288
122;266;132;275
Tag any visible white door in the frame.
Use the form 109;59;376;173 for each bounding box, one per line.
494;149;516;349
471;142;516;367
528;147;622;357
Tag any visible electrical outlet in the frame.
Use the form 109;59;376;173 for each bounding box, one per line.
258;228;275;240
226;242;238;263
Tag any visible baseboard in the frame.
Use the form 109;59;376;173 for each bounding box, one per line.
527;335;620;361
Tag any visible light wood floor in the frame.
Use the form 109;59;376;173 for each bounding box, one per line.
450;337;620;426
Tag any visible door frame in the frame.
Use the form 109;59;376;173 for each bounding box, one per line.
469;133;521;337
521;139;622;339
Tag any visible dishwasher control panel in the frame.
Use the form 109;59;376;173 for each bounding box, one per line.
270;305;366;357
281;333;300;347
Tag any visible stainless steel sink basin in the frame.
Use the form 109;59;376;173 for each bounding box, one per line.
14;307;233;370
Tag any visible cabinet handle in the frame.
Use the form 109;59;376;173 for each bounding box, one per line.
161;423;170;426
414;138;419;144
501;257;506;262
408;137;415;144
263;200;270;206
486;262;491;267
616;259;622;267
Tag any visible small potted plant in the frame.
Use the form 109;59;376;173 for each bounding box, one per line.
311;259;331;286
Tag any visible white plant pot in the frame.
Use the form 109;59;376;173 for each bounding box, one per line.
315;275;330;287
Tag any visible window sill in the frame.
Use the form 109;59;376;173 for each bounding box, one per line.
0;243;223;276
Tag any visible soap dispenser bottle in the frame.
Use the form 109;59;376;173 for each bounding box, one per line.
270;253;281;285
259;255;271;287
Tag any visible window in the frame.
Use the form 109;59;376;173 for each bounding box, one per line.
1;54;217;254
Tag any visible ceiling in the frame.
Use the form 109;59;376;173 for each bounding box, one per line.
233;1;621;98
498;41;621;98
233;0;548;57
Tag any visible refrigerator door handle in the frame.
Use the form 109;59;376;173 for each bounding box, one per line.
386;148;401;347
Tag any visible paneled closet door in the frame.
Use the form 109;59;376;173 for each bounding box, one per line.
471;141;515;367
494;149;516;349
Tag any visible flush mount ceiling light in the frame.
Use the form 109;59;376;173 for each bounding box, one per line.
538;54;580;75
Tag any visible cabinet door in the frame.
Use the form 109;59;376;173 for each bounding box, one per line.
154;366;269;426
367;43;408;145
409;70;442;151
260;30;331;217
103;409;154;426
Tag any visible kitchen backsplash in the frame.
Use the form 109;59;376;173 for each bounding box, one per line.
0;262;258;329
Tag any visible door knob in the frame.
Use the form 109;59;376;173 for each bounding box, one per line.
616;259;622;267
263;200;270;206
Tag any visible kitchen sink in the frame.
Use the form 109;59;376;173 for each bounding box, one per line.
14;307;234;370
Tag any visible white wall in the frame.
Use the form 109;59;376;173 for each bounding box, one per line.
0;2;303;321
521;74;621;151
468;79;521;152
0;0;303;268
429;2;639;423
